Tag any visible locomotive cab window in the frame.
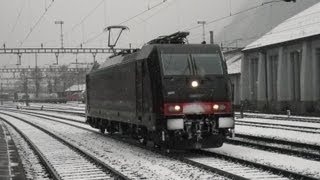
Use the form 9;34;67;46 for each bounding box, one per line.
160;52;223;76
193;54;223;75
161;53;192;75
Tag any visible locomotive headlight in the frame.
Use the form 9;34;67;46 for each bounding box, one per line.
174;105;181;111
191;80;199;88
168;105;182;112
213;104;219;110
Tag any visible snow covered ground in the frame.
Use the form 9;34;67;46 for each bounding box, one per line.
236;123;320;146
236;112;320;121
2;103;320;179
1;111;226;180
19;109;85;122
237;117;320;128
207;144;320;178
5;124;50;180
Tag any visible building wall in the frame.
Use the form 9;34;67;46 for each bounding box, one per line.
241;36;320;114
230;74;241;106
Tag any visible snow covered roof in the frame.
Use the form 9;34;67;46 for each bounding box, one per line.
225;52;242;74
65;84;86;92
244;2;320;51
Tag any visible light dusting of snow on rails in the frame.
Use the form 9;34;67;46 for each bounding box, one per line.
2;111;227;180
3;105;320;179
237;117;320;129
207;144;320;178
0;113;114;180
236;124;320;146
5;124;51;180
188;156;289;180
235;112;320;122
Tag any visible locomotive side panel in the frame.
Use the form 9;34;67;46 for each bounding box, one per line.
87;59;157;130
88;62;137;122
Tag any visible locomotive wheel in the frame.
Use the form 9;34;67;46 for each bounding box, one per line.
107;126;115;134
139;137;148;146
99;127;105;134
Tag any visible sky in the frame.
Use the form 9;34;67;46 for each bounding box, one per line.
0;0;318;67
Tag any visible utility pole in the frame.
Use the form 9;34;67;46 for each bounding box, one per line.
35;53;39;98
197;21;206;43
55;21;64;48
75;54;80;94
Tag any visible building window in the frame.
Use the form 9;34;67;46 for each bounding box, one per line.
290;51;301;101
269;54;278;100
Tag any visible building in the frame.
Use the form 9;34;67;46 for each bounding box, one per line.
241;3;320;114
225;49;242;107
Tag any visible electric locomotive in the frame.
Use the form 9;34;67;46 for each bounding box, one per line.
86;32;235;149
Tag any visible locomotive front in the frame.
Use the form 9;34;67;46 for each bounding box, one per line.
157;44;234;149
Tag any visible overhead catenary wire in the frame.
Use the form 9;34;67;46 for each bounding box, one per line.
82;0;169;45
5;0;27;45
19;0;55;47
118;0;167;25
140;0;177;23
69;0;106;33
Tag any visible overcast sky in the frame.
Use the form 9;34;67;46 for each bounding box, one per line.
0;0;317;67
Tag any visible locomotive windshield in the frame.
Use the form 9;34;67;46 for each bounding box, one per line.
161;54;192;75
161;53;223;76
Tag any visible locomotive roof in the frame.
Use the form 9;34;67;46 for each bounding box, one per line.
96;44;221;70
137;44;221;60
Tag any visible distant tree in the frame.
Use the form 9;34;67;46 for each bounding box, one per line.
29;67;42;97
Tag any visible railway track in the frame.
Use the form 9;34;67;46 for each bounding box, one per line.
235;112;320;124
2;109;319;179
0;114;130;180
3;120;52;180
191;150;318;180
177;152;289;180
0;120;27;180
10;108;320;160
236;120;320;134
5;104;320;125
227;134;320;160
11;106;320;135
0;110;228;180
18;106;320;134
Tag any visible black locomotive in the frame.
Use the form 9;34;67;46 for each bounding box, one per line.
86;32;235;149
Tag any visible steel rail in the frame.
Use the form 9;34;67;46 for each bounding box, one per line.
0;112;130;180
226;137;320;160
236;122;320;134
4;107;320;158
0;117;61;180
235;113;320;124
237;120;320;130
0;109;251;180
235;133;320;151
193;149;319;180
3;109;315;180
